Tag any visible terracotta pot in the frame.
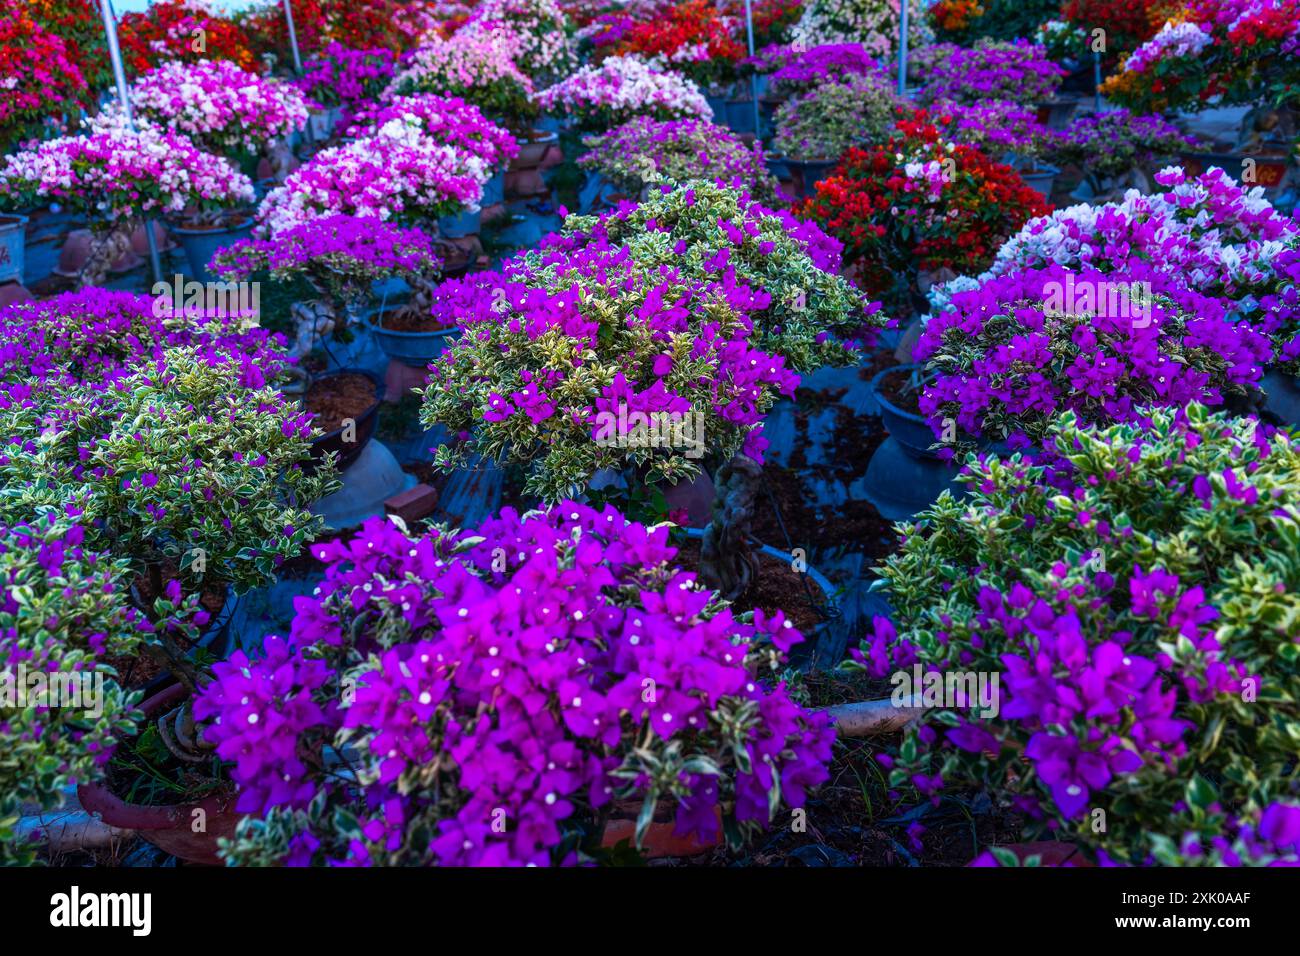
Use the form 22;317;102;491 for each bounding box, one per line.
0;281;33;308
510;129;559;170
505;167;547;199
77;683;241;866
601;800;720;859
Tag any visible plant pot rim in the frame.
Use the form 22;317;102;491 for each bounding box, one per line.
0;213;30;228
168;215;253;235
76;683;236;832
869;361;929;425
368;308;459;338
306;367;385;443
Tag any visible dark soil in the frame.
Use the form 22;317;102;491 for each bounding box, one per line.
305;372;377;433
673;538;824;636
379;306;457;333
877;365;924;415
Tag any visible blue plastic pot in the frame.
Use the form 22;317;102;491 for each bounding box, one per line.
369;308;460;367
1264;369;1300;427
0;214;27;284
725;99;757;134
172;217;255;283
482;171;505;206
706;95;728;123
1018;164;1060;199
438;206;482;239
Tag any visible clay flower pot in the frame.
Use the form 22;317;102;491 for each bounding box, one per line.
305;368;384;472
601;799;721;859
77;683;241;866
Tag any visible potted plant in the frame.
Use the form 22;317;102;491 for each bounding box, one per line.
115;0;260;73
535;55;714;134
0;122;254;288
296;42;397;140
0;514;161;864
194;503;834;865
213;214;444;380
0;2;88;155
770;72;903;200
856;403;1300;867
455;0;579;87
916;38;1068;109
1048;108;1199;200
796;112;1051;319
788;0;932;57
344;94;520;239
420;180;888;601
577;115;780;209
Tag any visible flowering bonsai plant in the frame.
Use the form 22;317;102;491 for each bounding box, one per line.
0;514;186;864
931;98;1054;162
760;42;883;98
604;0;746;91
297;41;397;126
1048;109;1198;197
856;403;1300;866
797;113;1052;316
116;0;259;74
1100;0;1300;127
535;56;713;132
981;167;1300;375
254;123;484;238
0;1;88;151
385;31;537;131
914;263;1272;451
790;0;932;57
0;123;254;286
577;116;779;202
214;215;444;368
0;345;336;605
772;72;904;161
197;502;834;865
458;0;579;85
917;39;1067;106
421;181;886;598
128;59;310;176
344;93;520;185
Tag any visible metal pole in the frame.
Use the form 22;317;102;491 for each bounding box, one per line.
1093;49;1103;113
897;0;910;97
283;0;304;74
743;0;759;138
99;0;162;284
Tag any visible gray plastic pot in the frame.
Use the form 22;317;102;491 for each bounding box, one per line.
1264;368;1300;427
1018;164;1060;199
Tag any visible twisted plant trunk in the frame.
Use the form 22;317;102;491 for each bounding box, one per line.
267;138;295;183
699;454;763;603
77;220;136;289
386;272;435;326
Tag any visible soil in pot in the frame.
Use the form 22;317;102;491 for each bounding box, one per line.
673;538;823;636
377;307;457;334
305;372;379;433
876;365;925;415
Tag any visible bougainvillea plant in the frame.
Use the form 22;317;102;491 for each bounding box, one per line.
790;0;932;58
385;30;537;128
297;42;397;120
0;0;88;150
1048;109;1197;191
761;42;883;98
255;123;484;237
458;0;579;84
534;55;713;132
604;0;746;89
199;502;834;866
980;166;1300;375
917;39;1066;105
578;116;779;202
772;71;904;161
116;0;260;74
797;112;1051;316
0;347;336;596
913;263;1271;450
856;403;1300;866
129;59;310;157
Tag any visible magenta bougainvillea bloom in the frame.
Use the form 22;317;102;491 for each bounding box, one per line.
197;502;834;866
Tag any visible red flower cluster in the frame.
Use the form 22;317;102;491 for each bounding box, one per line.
0;0;88;147
21;0;107;94
1060;0;1165;48
246;0;420;59
609;0;745;86
796;111;1051;312
116;0;259;74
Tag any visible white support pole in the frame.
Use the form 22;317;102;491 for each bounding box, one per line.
284;0;304;74
743;0;760;138
99;0;162;284
897;0;910;97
